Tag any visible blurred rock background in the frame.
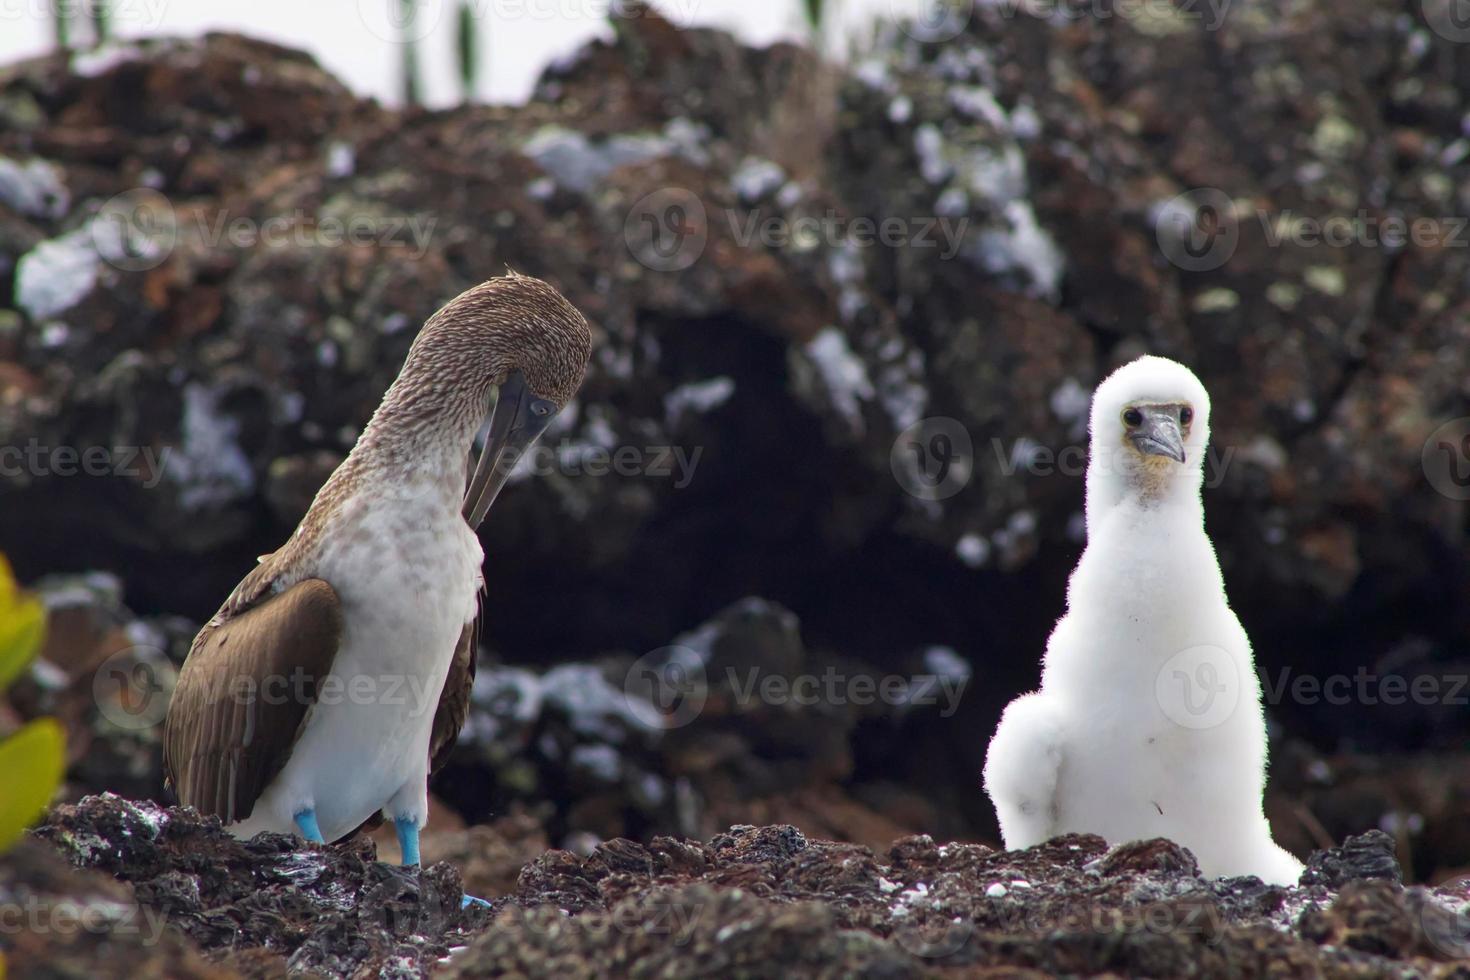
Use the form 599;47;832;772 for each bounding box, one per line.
1;0;1468;883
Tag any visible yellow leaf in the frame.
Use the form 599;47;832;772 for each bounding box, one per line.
0;554;45;693
0;554;15;608
0;718;65;853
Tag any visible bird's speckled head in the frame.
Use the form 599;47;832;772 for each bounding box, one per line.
408;272;592;410
1086;355;1211;514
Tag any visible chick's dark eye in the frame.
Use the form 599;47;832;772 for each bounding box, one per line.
1180;407;1194;426
1122;408;1143;427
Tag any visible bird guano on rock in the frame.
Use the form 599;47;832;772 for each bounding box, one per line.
982;355;1303;885
163;273;591;871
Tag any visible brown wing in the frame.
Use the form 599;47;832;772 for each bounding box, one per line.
163;571;343;825
428;608;479;779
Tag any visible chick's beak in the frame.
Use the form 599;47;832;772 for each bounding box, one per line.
1130;407;1187;463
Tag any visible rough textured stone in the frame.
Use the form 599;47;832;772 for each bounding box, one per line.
11;799;1470;978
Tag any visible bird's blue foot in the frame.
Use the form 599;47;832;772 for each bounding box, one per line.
294;808;324;844
394;816;421;867
462;894;492;909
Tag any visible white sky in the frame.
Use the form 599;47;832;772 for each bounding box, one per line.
0;0;938;106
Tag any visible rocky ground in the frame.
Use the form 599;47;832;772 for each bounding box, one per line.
5;795;1469;978
3;0;1470;975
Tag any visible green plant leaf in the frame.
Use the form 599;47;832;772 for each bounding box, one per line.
0;556;45;693
0;718;65;853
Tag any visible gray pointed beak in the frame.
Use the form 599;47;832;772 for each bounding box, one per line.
463;370;559;528
1130;408;1187;463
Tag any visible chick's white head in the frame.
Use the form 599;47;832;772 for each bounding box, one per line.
1085;355;1212;519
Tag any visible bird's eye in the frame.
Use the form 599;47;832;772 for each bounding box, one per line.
1122;408;1143;427
1180;406;1194;426
531;401;552;418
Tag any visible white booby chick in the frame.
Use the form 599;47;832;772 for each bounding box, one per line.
982;355;1303;885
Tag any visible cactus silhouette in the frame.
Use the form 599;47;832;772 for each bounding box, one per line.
456;2;480;103
398;0;422;106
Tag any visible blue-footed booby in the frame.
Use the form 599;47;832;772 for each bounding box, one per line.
163;273;590;870
982;355;1303;885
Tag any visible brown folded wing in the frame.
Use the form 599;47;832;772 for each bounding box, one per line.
163;574;343;825
428;612;478;781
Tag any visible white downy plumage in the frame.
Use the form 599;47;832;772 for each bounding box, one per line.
983;355;1303;885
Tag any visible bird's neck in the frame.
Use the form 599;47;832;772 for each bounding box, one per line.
323;361;486;512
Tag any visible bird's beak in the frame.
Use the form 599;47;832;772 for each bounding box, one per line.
1129;407;1187;463
463;370;559;528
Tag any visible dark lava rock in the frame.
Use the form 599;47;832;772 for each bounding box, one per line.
13;800;1470;978
1302;829;1404;889
26;794;490;977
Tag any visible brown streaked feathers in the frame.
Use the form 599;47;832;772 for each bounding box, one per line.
163;575;341;824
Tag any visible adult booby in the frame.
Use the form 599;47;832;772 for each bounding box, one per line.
163;273;591;868
982;355;1303;885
